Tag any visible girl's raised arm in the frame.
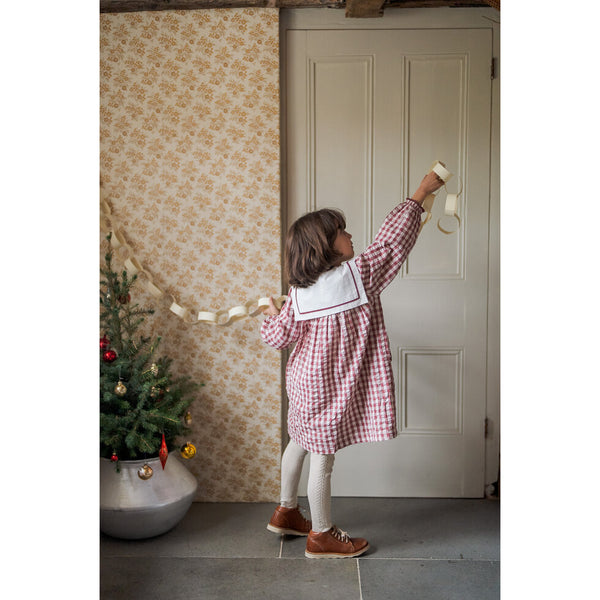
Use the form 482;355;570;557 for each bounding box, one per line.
356;172;444;294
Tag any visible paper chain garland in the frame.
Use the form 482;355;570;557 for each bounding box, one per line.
101;161;458;325
100;193;286;326
419;161;463;235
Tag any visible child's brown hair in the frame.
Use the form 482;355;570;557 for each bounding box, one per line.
285;208;347;288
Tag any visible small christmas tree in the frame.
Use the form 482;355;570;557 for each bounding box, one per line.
100;234;199;465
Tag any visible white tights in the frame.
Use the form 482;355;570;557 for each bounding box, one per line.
280;439;335;533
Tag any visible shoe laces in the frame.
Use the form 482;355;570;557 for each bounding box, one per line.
330;525;350;543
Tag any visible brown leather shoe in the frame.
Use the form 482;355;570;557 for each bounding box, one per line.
267;505;311;536
305;525;369;558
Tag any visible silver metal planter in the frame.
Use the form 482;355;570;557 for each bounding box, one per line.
100;454;197;539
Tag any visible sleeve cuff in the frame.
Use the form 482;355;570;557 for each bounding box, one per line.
405;198;425;214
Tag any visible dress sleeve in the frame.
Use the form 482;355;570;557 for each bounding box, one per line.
260;294;304;350
355;198;424;295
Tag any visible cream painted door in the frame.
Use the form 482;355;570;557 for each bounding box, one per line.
286;28;492;497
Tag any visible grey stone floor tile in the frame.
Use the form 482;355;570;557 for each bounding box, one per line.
100;503;280;558
100;556;361;600
279;498;499;560
359;559;500;600
100;499;500;599
331;498;499;560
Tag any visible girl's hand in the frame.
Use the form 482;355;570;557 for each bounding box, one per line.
411;171;445;204
264;297;281;317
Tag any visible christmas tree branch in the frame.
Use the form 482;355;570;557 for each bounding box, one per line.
100;234;199;461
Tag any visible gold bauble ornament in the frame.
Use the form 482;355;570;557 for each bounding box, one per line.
150;363;159;376
137;464;153;480
184;411;192;425
114;381;127;396
180;442;197;459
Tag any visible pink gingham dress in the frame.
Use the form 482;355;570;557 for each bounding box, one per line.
261;199;424;454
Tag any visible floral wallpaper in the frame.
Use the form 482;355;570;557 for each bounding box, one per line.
100;8;282;502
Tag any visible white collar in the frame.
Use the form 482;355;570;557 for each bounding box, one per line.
290;259;368;321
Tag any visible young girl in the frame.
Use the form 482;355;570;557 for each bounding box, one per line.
261;171;444;558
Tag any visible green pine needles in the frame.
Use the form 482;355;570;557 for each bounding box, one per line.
100;234;200;462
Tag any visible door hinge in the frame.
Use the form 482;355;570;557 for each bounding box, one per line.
490;57;497;80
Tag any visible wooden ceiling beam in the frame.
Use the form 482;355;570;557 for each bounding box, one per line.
100;0;499;14
345;0;385;19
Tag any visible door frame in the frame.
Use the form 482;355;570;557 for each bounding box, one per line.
279;6;500;496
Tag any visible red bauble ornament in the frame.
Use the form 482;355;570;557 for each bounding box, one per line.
103;349;117;363
100;335;110;350
110;453;118;463
159;433;168;470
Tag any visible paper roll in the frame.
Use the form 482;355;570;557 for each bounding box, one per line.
419;161;454;234
101;199;112;216
445;193;458;216
110;229;127;249
432;161;452;183
169;301;189;320
437;193;460;234
144;279;164;298
124;256;143;274
437;187;461;235
197;310;219;324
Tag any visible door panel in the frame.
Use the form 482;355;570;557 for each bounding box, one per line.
286;28;492;497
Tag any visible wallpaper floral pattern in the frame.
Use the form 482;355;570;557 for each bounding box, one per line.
100;8;282;502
